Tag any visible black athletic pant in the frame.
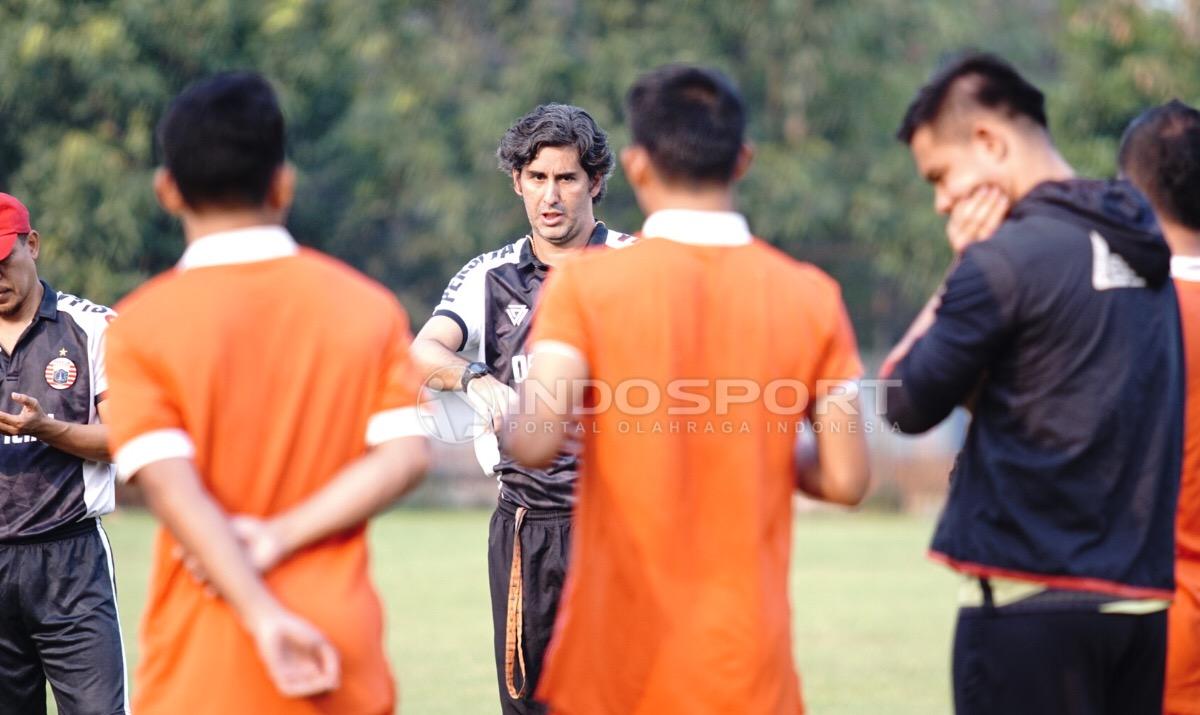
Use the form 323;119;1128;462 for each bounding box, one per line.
953;584;1167;715
0;519;127;715
488;499;572;715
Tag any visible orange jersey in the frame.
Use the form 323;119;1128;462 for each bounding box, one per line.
104;227;422;715
1175;271;1200;560
528;211;863;714
1167;261;1200;714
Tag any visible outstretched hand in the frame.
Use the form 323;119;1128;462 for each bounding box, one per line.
0;392;55;439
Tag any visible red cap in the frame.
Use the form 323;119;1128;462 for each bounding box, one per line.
0;194;30;261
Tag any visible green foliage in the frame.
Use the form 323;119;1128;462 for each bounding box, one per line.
1;0;1196;347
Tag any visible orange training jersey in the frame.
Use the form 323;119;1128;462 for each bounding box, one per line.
104;227;423;715
1167;257;1200;715
527;210;863;714
1174;263;1200;560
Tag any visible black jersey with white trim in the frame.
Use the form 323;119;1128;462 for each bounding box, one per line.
433;222;634;510
0;281;116;542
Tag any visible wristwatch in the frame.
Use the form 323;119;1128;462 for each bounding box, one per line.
461;361;489;392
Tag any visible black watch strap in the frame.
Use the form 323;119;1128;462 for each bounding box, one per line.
461;361;489;392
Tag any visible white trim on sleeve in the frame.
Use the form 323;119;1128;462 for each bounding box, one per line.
530;339;586;365
366;406;427;446
1172;255;1200;283
114;428;195;482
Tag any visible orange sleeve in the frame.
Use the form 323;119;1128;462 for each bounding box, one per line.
529;258;589;365
104;312;194;481
365;301;424;446
810;280;864;405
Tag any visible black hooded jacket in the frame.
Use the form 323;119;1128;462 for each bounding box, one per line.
887;179;1182;597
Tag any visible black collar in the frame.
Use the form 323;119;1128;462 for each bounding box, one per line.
520;222;609;270
35;280;57;322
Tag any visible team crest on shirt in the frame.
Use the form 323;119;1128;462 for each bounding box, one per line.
45;351;77;390
506;303;529;326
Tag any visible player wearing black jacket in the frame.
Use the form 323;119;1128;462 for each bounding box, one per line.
887;53;1182;715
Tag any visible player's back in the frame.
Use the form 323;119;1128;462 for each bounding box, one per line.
535;234;860;714
108;245;407;714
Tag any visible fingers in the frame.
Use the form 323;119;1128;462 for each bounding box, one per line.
879;347;905;379
0;407;27;432
947;185;1011;254
171;544;216;597
260;614;341;698
229;515;285;572
10;392;37;409
466;378;517;432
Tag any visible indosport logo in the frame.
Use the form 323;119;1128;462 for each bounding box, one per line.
416;372;898;445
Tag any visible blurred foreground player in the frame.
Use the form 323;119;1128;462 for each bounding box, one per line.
103;73;429;714
1119;99;1200;715
887;53;1181;715
508;65;870;714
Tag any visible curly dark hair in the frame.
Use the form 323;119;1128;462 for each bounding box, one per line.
496;104;614;203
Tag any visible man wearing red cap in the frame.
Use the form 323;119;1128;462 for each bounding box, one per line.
0;192;127;713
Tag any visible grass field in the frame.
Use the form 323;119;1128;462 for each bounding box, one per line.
84;508;958;714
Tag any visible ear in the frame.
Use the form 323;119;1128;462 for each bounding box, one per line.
24;230;39;260
267;163;296;212
588;173;603;199
732;143;755;181
153;167;187;216
620;146;651;190
512;170;523;197
972;120;1008;164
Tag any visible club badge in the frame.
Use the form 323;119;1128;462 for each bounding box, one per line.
45;350;77;390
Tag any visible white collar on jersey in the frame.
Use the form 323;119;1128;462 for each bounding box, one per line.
1172;255;1200;283
641;209;752;246
177;225;299;271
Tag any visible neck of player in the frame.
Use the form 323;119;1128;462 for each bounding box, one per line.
1011;141;1075;200
639;182;738;218
181;206;288;244
1159;217;1200;257
530;220;598;268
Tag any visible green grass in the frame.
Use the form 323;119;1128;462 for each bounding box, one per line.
59;509;957;714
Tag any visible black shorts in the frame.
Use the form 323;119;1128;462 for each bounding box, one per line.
488;498;572;715
0;518;128;715
953;582;1167;715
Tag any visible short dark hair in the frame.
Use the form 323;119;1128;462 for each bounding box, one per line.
497;104;614;203
1119;100;1200;230
625;65;746;184
157;72;286;209
897;52;1047;144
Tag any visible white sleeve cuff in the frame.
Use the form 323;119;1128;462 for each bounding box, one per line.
114;428;195;482
366;406;427;446
530;339;586;365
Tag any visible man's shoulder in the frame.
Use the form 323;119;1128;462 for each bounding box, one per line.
601;227;637;248
293;248;399;305
55;291;116;330
452;237;527;280
112;269;183;321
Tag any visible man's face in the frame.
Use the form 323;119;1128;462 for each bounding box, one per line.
513;145;600;246
0;234;39;318
910;124;1007;216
